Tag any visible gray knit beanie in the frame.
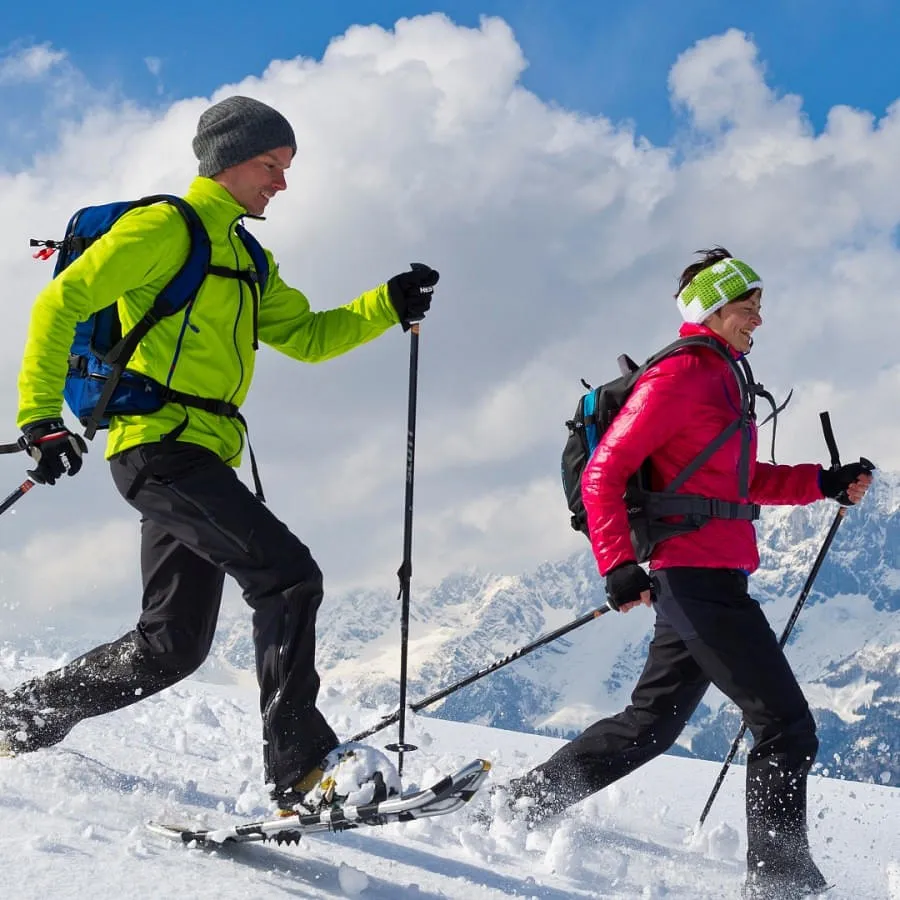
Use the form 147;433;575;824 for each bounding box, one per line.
193;96;296;177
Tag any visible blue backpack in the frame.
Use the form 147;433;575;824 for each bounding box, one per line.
32;194;269;439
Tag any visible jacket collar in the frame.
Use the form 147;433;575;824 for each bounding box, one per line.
184;176;252;231
678;321;744;359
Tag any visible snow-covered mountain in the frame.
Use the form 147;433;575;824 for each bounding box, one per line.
213;473;900;787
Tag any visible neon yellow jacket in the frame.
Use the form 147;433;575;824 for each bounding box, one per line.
17;177;400;465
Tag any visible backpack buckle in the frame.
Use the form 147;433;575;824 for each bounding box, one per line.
67;353;88;376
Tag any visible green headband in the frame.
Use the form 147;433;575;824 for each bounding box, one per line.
676;258;763;323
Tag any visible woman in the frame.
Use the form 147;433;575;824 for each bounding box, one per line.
507;248;873;900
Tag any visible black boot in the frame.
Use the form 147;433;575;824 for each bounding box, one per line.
504;768;584;828
0;632;182;753
745;752;829;899
0;687;79;753
743;856;830;899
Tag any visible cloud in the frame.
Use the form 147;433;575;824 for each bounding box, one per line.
1;15;898;629
668;28;803;134
144;56;165;96
0;43;67;85
0;42;116;167
0;514;139;643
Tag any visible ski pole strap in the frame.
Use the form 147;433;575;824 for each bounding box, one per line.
819;411;841;470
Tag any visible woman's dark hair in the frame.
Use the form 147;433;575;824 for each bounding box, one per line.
675;246;733;297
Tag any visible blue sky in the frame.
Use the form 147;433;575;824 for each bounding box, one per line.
2;0;899;155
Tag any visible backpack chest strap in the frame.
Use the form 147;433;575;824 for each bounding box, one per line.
157;387;240;418
642;492;761;522
207;263;261;350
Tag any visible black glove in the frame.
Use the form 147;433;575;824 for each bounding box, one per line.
819;458;875;506
387;262;439;331
604;562;653;611
18;418;87;485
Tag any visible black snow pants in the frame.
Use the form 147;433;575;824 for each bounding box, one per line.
511;567;819;878
0;441;338;793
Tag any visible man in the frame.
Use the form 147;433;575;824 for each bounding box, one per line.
1;96;439;812
500;249;872;899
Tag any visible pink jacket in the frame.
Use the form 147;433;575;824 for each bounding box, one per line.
582;323;824;575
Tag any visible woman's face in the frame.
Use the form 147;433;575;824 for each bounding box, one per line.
706;289;763;354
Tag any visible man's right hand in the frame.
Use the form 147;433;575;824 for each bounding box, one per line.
387;262;439;330
604;562;654;612
18;418;87;485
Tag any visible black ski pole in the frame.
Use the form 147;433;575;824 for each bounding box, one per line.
385;323;421;776
697;412;874;828
0;479;36;518
351;604;611;743
0;436;34;518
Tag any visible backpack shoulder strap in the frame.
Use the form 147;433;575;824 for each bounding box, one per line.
83;196;211;439
140;194;211;319
709;343;791;464
103;195;210;368
235;224;269;293
641;336;756;497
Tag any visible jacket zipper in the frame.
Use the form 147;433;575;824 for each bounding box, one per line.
165;301;198;387
226;214;248;406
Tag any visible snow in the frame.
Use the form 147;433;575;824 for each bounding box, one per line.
338;862;370;895
1;657;898;899
304;742;403;808
803;677;880;724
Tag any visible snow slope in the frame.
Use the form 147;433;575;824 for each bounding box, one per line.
1;657;897;899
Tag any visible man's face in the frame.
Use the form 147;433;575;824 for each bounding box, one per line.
706;289;763;354
214;146;293;216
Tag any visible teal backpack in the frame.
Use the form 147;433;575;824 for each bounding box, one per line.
561;336;787;560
